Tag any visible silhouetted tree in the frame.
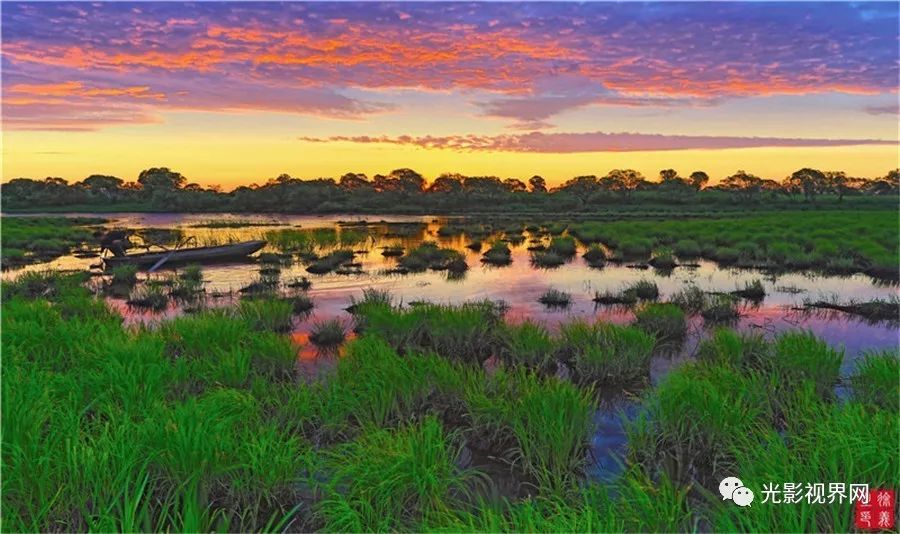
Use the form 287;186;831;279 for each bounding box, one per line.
722;170;763;202
339;172;370;191
463;176;505;201
502;178;528;193
658;168;692;196
689;171;710;191
429;173;465;194
558;175;599;205
387;168;425;196
137;167;186;191
81;174;124;193
605;169;645;198
528;175;547;193
788;168;827;202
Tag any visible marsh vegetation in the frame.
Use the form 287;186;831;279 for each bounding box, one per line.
1;209;897;532
2;270;896;531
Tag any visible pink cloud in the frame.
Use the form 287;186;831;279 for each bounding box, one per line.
299;131;897;153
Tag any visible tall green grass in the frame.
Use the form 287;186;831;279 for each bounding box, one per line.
3;273;892;533
849;350;899;411
2;281;307;531
558;320;656;385
352;300;505;364
317;416;471;531
634;303;687;341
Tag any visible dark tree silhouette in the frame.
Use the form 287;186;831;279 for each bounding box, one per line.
137;167;186;191
528;175;548;193
558;175;599;205
429;173;465;194
3;166;896;213
787;168;827;202
689;171;710;191
722;170;763;202
339;173;370;191
503;178;528;193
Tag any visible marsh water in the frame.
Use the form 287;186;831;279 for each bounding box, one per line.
7;212;898;482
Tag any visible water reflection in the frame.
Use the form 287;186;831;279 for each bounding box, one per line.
5;212;897;368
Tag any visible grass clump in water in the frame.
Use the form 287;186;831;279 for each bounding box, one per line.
481;241;512;266
547;236;577;257
353;300;505;364
593;280;658;306
558;321;655;385
700;295;740;323
126;284;169;311
466;367;596;491
530;250;567;268
538;288;572;308
398;243;467;273
306;249;355;274
285;276;312;290
239;298;294;332
648;249;677;270
593;289;637;306
628;279;660;300
310;319;347;347
498;321;556;371
286;293;314;315
616;237;653;260
634;303;687;342
673;239;702;259
110;264;139;286
380;245;405;257
628;362;769;487
669;285;706;314
582;245;606;268
731;279;766;300
769;331;843;398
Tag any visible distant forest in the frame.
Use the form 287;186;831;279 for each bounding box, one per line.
3;167;898;213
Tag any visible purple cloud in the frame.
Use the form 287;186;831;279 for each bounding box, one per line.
2;2;897;130
299;131;897;153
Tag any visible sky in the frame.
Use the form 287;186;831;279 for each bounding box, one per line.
2;1;898;190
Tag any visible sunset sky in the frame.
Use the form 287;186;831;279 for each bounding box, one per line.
2;1;898;190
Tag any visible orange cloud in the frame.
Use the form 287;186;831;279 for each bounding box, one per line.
7;81;165;100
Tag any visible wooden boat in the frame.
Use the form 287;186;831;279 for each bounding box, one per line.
103;240;266;268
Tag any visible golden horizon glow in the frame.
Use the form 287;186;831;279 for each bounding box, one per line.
3;130;897;190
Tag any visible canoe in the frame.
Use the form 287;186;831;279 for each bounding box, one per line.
103;240;266;268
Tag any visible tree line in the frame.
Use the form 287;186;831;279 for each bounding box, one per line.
3;167;897;213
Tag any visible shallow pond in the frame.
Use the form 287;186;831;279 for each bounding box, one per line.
6;212;897;485
8;212;896;362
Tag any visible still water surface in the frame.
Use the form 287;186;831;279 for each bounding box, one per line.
11;212;896;368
